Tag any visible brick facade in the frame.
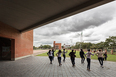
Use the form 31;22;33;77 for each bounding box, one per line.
53;41;61;49
0;22;33;60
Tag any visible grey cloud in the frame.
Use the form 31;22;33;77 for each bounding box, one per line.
33;1;116;47
83;31;94;37
84;38;100;41
71;33;81;38
84;33;93;37
34;1;116;36
34;35;49;41
34;40;53;45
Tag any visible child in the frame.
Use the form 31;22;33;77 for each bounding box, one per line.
69;50;76;67
80;49;85;64
56;50;62;66
47;50;53;64
85;49;94;71
63;49;67;62
104;49;107;61
95;50;105;68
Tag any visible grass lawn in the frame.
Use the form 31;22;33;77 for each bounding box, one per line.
107;52;116;55
37;50;116;62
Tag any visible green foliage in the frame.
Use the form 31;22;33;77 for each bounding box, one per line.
73;42;92;49
72;36;116;50
38;45;52;49
33;46;38;49
104;36;116;49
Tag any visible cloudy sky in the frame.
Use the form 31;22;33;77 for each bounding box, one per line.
34;1;116;47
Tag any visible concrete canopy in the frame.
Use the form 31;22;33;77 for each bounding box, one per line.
0;0;114;32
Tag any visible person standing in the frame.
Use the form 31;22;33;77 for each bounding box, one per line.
47;50;53;64
69;50;76;67
85;49;94;71
95;50;105;68
104;49;107;61
80;49;85;64
63;49;67;62
52;49;55;60
56;50;62;66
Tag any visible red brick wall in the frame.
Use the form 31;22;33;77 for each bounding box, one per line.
55;43;61;49
0;22;33;59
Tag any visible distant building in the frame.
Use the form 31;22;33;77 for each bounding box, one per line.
53;41;61;49
64;44;70;49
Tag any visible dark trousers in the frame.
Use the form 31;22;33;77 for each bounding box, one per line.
81;57;85;63
52;55;54;60
98;57;103;66
58;57;61;64
87;58;91;69
63;54;66;61
49;56;53;62
104;56;107;61
70;57;75;66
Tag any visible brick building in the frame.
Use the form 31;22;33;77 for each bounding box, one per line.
0;22;33;60
0;0;112;61
53;41;61;49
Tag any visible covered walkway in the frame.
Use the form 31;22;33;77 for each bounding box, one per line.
0;56;116;77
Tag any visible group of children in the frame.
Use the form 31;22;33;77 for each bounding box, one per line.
47;49;67;66
47;49;107;71
80;49;107;71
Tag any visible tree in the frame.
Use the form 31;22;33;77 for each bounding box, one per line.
96;42;104;49
62;46;64;49
39;45;43;49
42;45;52;49
105;36;116;49
90;44;96;49
33;46;37;49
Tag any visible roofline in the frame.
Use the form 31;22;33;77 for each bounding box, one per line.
20;0;114;32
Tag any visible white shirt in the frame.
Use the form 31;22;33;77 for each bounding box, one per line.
95;51;105;57
49;51;53;56
57;52;62;57
85;52;94;59
63;50;67;55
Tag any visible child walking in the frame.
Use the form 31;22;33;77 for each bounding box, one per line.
80;49;85;64
85;49;94;71
95;50;105;68
56;50;62;66
63;49;67;62
47;50;53;64
104;49;107;61
52;49;55;60
69;50;76;67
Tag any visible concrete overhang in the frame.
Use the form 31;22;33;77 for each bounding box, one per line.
0;0;114;32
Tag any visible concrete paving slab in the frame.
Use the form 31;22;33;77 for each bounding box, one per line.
0;56;116;77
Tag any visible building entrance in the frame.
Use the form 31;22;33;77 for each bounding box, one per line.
0;37;11;60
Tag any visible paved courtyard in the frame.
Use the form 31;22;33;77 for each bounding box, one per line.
0;56;116;77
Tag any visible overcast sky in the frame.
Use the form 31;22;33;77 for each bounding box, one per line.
34;1;116;47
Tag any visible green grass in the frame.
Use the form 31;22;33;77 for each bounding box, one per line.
107;52;116;54
37;50;116;62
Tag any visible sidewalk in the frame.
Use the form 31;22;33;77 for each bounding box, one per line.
0;56;116;77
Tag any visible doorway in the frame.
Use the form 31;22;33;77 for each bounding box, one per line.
0;37;11;60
